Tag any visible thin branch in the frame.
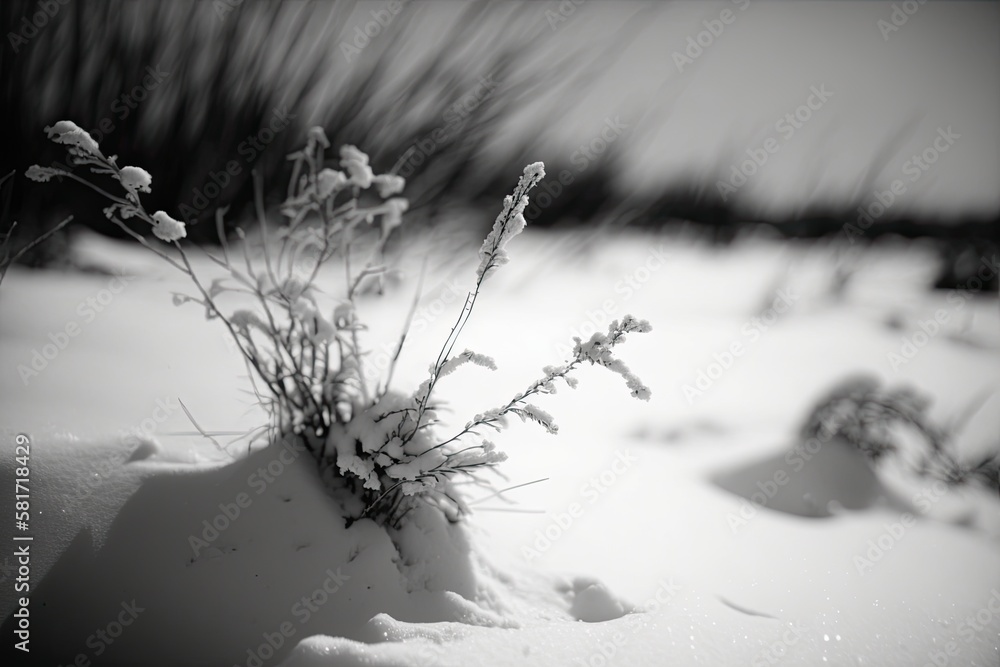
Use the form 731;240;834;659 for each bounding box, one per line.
379;258;428;397
0;215;74;281
178;398;233;459
468;477;550;506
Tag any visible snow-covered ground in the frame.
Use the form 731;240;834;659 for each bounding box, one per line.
1;228;998;666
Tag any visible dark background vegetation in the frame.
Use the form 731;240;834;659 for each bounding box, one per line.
1;0;995;290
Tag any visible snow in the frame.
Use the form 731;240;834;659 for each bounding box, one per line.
1;229;998;666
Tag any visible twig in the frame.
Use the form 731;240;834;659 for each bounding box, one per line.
178;398;233;459
0;215;74;282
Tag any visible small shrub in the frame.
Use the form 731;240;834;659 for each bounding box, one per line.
801;375;999;491
27;121;652;526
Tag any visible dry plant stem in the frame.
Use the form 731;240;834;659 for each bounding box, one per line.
54;166;190;271
177;398;229;457
424;325;633;455
174;250;279;395
401;178;532;446
433;362;583;454
361;179;543;518
379;259;428;398
174;229;325;459
0;215;74;281
105;216;184;270
468;477;549;507
0;167;66;277
58;170;129;207
253;170;280;292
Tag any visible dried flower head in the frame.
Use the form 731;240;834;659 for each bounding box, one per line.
340;145;374;189
316;169;348;199
475;161;545;282
377;198;408;236
118;166;152;194
25;165;62;183
44;120;101;156
151;211;187;242
372;173;405;198
307;126;330;149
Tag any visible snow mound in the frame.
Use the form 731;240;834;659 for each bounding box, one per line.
711;435;913;518
4;431;999;667
1;434;525;666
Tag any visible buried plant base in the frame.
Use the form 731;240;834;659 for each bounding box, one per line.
1;433;532;666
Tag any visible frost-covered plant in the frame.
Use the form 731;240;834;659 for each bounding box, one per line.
801;375;999;491
318;160;652;524
27;122;652;526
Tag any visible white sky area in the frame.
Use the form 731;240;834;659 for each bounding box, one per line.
332;1;998;219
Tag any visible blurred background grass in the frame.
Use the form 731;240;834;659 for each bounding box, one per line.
1;0;996;289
